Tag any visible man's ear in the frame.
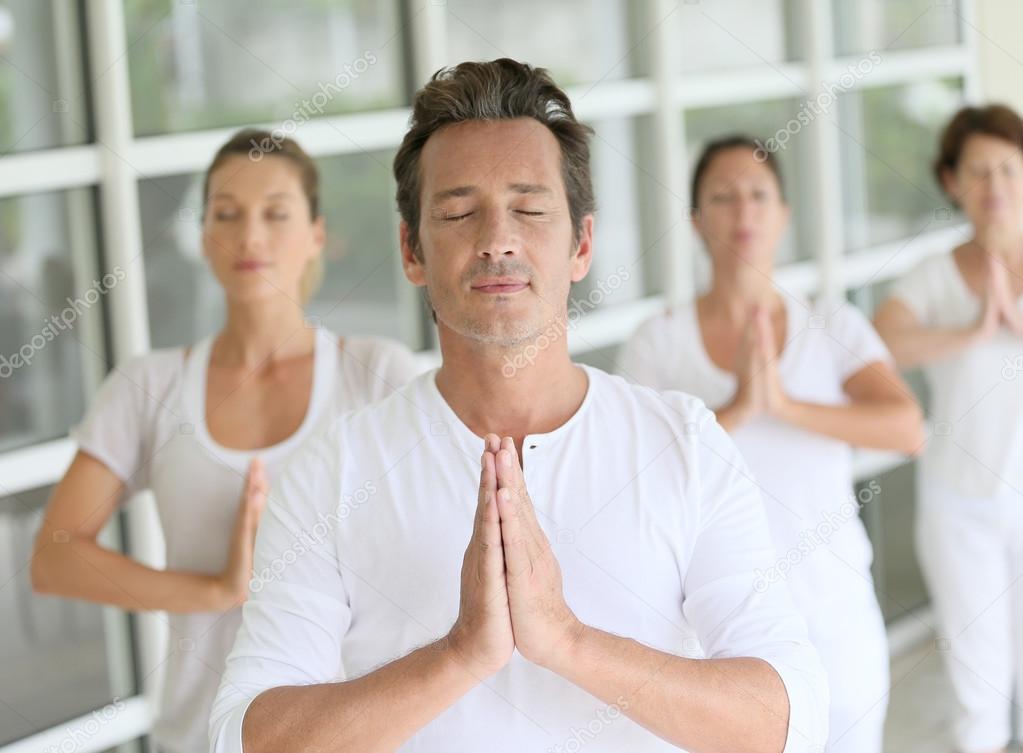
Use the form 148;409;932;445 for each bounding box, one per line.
570;215;594;283
400;221;427;287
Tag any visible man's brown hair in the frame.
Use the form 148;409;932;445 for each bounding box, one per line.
393;58;596;257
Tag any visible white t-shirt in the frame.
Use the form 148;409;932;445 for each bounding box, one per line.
615;296;892;611
72;326;421;753
889;251;1023;498
210;366;829;753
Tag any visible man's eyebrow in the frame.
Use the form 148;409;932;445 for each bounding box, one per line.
508;183;553;195
430;183;553;203
431;186;476;203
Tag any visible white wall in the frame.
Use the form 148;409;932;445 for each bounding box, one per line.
975;0;1023;110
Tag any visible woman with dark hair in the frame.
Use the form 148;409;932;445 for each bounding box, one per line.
30;129;419;753
875;104;1023;753
618;135;924;753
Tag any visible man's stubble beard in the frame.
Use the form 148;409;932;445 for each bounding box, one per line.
425;282;567;349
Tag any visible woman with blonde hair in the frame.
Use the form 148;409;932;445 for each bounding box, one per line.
31;129;419;753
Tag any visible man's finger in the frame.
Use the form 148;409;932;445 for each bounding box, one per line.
497;486;532;582
495;439;547;560
471;448;504;583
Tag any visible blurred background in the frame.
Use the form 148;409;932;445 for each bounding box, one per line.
1;0;1020;750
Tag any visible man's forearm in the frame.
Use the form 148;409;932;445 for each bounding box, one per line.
547;625;790;753
242;637;482;753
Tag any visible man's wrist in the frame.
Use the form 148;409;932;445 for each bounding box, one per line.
541;618;591;676
430;634;492;689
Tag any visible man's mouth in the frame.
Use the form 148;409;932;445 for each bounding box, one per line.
471;277;530;294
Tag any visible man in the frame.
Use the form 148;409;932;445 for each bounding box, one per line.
210;58;828;753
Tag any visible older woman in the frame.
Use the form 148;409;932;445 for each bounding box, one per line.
875;104;1023;753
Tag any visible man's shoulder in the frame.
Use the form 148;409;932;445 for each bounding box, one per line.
585;365;716;432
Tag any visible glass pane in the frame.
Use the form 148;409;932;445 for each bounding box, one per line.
839;77;964;251
571;116;650;315
0;485;118;743
139;148;411;349
441;0;633;85
0;1;89;152
834;0;961;57
0;189;99;452
676;0;801;73
685;97;813;271
124;0;405;136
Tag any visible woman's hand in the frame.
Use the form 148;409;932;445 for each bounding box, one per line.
987;257;1023;337
216;458;268;610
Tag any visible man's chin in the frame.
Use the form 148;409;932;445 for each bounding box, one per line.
440;315;548;349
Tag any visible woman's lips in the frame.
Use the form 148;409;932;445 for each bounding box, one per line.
234;260;269;271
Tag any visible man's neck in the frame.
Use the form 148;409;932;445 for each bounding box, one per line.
434;328;589;455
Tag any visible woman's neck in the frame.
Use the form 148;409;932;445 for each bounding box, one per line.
701;268;781;324
214;295;314;368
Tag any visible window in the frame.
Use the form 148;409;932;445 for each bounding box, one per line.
0;485;131;744
834;0;961;56
0;189;100;452
840;77;965;250
441;0;635;85
675;0;803;72
124;0;405;136
0;2;89;153
0;1;986;748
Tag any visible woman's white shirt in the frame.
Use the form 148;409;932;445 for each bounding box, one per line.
616;295;892;605
889;251;1023;498
71;326;421;753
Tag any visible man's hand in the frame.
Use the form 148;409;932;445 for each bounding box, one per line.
445;435;515;678
494;436;583;670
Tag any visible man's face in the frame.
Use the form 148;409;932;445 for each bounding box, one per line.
401;117;592;347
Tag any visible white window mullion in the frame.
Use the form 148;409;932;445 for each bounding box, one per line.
85;3;163;745
650;0;690;307
804;0;843;303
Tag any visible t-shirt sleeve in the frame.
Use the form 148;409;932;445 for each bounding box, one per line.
825;302;895;383
69;354;164;494
210;419;352;753
615;313;673;390
681;405;830;753
887;257;937;326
